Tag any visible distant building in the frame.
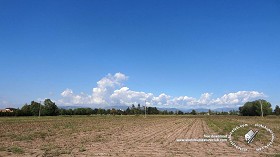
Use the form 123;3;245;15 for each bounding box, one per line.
0;108;15;113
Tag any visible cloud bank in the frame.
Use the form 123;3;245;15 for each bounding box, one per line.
58;73;265;109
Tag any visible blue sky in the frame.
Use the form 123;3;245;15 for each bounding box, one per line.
0;0;279;109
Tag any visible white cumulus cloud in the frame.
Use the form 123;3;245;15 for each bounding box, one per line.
211;91;265;106
58;73;266;109
111;87;153;106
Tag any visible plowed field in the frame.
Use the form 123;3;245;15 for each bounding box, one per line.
0;116;279;156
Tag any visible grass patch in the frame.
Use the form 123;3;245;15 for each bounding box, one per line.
33;131;48;139
41;143;57;152
7;146;24;154
63;122;75;129
12;131;47;141
41;144;71;156
0;146;6;151
205;117;240;135
14;134;34;141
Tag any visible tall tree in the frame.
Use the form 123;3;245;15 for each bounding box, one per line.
239;100;272;116
191;110;197;115
178;110;184;115
97;108;105;115
43;99;59;116
21;104;32;116
125;107;131;115
30;101;41;116
274;105;280;116
110;108;116;115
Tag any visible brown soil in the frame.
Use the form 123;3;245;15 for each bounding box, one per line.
0;116;278;156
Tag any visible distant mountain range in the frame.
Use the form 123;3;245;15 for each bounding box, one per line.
59;105;238;112
103;105;129;110
212;107;238;112
59;105;89;109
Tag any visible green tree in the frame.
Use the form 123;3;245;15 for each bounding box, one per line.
65;109;73;115
59;109;67;115
125;107;131;115
93;108;98;114
239;99;272;116
21;104;32;116
274;105;280;116
110;108;116;115
97;108;105;115
191;110;197;115
43;99;59;116
208;109;212;115
178;110;184;115
74;108;87;115
147;107;159;114
229;110;238;115
162;110;168;115
14;108;22;116
85;108;93;115
30;101;41;116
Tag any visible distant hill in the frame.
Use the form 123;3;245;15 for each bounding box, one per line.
104;105;129;110
158;107;238;113
59;105;88;109
180;108;209;113
157;107;178;112
59;105;130;110
59;105;238;113
213;107;238;112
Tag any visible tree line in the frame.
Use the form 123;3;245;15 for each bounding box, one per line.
0;100;174;116
238;99;279;116
1;99;280;117
0;100;192;116
59;104;163;116
0;99;59;116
